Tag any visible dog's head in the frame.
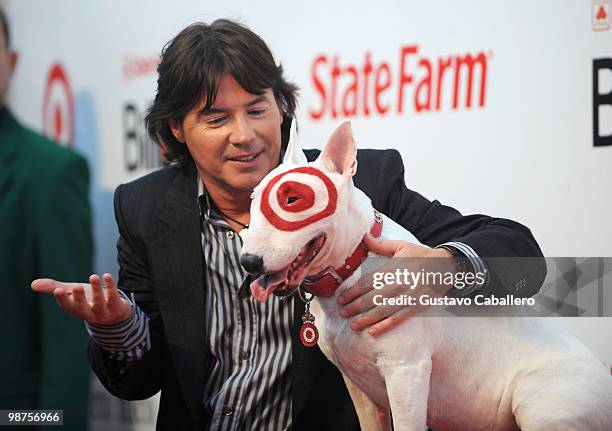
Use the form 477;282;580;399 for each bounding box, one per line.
241;121;370;302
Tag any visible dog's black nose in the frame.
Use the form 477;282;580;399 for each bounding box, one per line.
240;253;264;275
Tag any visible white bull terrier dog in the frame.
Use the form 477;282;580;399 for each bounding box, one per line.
240;121;612;431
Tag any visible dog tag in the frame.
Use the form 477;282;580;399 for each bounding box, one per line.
300;310;319;347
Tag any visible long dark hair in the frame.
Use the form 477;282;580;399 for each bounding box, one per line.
145;19;299;166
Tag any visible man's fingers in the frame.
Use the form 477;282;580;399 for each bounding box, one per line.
337;266;406;310
103;273;121;305
337;278;374;305
340;290;377;318
53;286;90;321
90;274;105;307
350;314;383;331
363;234;405;257
72;286;89;309
33;279;90;297
348;300;405;331
53;287;73;312
103;273;133;323
347;293;424;333
338;279;377;310
365;235;434;259
90;274;109;317
31;278;63;294
367;310;411;337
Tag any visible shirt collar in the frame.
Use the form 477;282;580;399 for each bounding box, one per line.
197;175;230;228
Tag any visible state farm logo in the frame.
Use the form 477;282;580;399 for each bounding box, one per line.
42;63;74;147
309;44;491;121
593;0;610;31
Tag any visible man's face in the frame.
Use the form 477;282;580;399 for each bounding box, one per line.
170;73;284;199
0;25;16;107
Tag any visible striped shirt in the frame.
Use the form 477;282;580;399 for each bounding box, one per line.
197;189;293;430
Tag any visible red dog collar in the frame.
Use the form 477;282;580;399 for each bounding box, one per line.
302;210;383;297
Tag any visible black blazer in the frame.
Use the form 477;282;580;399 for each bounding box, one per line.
88;149;545;430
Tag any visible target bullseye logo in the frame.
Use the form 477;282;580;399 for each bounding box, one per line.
260;166;337;231
300;322;319;346
42;63;74;147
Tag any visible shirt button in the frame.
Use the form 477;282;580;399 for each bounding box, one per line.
222;407;233;416
226;231;235;239
239;350;250;360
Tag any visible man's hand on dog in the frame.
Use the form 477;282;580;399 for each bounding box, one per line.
337;235;455;336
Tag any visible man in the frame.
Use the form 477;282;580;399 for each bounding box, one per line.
32;19;545;430
0;7;93;431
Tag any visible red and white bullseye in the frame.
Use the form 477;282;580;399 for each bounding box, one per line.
42;63;74;147
260;166;338;231
300;322;319;347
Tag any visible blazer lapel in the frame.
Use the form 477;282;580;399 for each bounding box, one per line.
149;165;208;428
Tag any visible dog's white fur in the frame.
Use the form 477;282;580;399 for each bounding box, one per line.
242;121;612;431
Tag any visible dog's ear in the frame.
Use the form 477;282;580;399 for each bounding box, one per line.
317;120;357;177
283;119;308;165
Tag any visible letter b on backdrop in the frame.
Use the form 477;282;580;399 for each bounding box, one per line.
593;58;612;147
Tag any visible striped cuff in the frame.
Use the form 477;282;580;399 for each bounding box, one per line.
436;241;489;296
85;291;151;362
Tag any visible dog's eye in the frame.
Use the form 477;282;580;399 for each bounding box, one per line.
287;196;299;204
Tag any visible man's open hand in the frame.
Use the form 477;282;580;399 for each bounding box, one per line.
31;273;132;325
337;235;455;336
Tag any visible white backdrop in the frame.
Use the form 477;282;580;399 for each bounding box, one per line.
3;1;611;429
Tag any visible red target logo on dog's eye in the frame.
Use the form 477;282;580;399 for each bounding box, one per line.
277;181;314;212
261;166;337;231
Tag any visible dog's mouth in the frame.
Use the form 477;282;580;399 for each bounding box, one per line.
250;233;327;302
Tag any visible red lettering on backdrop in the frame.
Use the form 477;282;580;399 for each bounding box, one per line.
415;58;432;112
397;45;417;114
330;56;342;119
308;45;490;120
342;65;359;117
374;63;392;114
453;53;488;109
309;55;327;120
122;55;160;80
435;56;452;111
362;52;373;117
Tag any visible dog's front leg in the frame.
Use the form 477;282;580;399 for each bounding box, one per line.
342;374;392;431
382;357;432;431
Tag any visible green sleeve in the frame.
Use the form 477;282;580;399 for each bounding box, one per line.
36;153;93;431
